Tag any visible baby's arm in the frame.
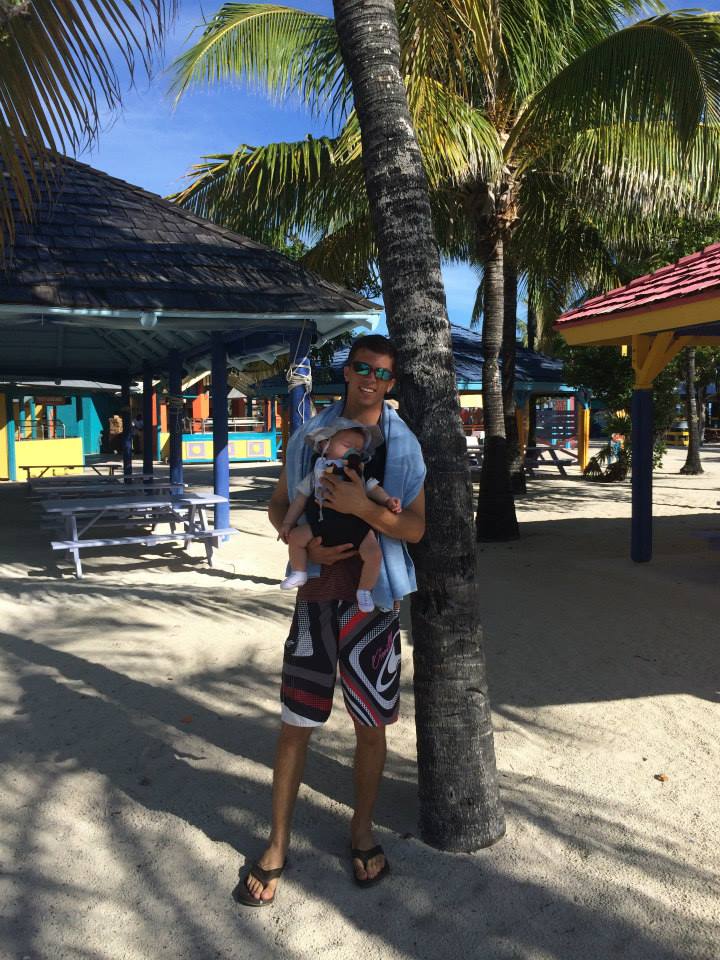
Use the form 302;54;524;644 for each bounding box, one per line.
279;491;310;543
367;482;402;514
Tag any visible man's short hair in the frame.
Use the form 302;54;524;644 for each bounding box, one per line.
347;334;398;371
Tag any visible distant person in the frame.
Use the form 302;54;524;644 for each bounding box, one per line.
132;413;144;454
108;413;123;455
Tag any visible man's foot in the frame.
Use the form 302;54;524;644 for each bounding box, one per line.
350;823;387;884
236;846;287;905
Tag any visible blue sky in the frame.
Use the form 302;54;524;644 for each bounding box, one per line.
86;0;480;331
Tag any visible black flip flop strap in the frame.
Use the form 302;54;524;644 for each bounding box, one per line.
351;845;384;866
249;861;285;885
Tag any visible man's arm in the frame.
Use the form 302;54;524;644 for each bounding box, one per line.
322;471;425;543
268;467;357;563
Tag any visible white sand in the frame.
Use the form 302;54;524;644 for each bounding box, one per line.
0;448;718;960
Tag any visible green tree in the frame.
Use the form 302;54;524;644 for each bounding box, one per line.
0;0;174;254
171;3;720;542
331;0;504;849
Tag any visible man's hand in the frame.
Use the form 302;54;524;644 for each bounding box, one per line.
307;536;356;565
320;469;370;517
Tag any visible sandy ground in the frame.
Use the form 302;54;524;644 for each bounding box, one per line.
0;447;718;960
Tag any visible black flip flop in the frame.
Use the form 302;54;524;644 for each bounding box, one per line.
351;845;390;887
233;859;287;907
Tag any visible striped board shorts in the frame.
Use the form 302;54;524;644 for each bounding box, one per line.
281;600;401;727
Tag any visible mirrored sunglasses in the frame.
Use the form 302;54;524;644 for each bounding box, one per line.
351;360;394;381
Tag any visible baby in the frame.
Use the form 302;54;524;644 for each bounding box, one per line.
279;419;401;613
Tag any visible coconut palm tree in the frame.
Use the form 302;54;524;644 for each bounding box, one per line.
0;0;175;254
171;2;720;541
330;0;505;849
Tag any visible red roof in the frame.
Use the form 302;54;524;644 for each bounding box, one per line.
556;242;720;327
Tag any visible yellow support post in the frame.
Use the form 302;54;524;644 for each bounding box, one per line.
577;400;590;471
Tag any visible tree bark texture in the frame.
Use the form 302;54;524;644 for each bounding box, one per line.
476;237;520;540
332;0;505;851
502;261;526;494
681;347;703;475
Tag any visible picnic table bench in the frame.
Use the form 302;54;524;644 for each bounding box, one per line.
32;478;185;500
43;491;236;577
524;445;578;478
21;462;121;480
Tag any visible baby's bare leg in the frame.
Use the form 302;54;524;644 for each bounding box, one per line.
357;530;382;590
287;524;313;572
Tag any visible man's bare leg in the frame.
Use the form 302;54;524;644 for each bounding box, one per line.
350;722;387;881
245;722;313;901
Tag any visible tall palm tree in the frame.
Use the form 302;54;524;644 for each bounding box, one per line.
171;2;720;540
330;0;505;850
0;0;175;254
680;348;704;475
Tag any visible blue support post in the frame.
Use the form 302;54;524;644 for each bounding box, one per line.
631;388;654;562
211;334;230;530
7;393;17;481
287;324;314;435
155;389;163;463
142;365;154;476
121;375;133;479
168;351;184;486
30;399;37;439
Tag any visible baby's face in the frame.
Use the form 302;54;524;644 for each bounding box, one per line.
325;429;365;459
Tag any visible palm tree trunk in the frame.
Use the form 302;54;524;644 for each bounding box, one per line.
526;303;538;452
476;234;520;540
502;261;526;494
681;347;703;475
332;0;504;851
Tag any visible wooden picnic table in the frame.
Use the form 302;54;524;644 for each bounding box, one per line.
42;491;236;578
21;462;121;480
524;445;578;478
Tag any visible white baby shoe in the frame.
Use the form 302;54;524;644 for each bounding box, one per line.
281;570;308;590
356;589;375;613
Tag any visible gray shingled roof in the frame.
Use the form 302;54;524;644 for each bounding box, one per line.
0;150;378;379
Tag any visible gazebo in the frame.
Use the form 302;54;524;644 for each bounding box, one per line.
0;151;379;525
555;242;720;562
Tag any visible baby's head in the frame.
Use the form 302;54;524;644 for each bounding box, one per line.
325;427;366;460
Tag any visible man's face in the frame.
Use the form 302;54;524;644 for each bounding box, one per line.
344;348;396;409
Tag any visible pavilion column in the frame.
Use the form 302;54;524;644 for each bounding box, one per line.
287;324;314;435
631;388;654;563
576;389;591;471
211;334;230;530
155;388;163;463
168;351;184;486
120;374;133;479
142;364;154;476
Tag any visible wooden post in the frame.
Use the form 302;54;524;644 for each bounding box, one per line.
121;375;133;479
211;334;230;530
168;351;184;487
142;365;154;476
631;388;653;562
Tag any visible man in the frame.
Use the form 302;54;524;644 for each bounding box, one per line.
237;335;426;906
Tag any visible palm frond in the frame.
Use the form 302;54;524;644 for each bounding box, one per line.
0;0;175;254
406;76;502;187
511;13;720;159
171;3;348;120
